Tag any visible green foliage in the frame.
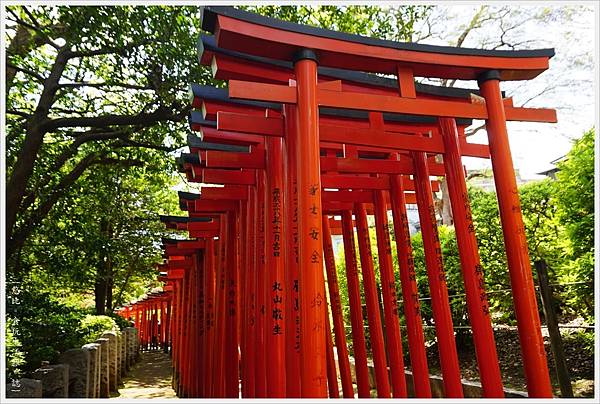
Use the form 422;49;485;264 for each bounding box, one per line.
244;5;432;41
6;5;192;318
107;312;134;330
77;315;118;344
333;142;594;345
6;4;210;263
6;271;128;374
7;285;89;372
410;226;467;327
563;329;595;355
555;128;595;257
467;186;508;291
22;162;179;309
553;128;595;319
6;318;26;381
519;179;562;262
467;180;565;321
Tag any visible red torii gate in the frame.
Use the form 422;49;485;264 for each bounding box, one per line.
196;6;555;398
121;6;557;399
182;108;483;398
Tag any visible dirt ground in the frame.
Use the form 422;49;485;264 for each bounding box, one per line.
424;327;595;398
112;350;178;399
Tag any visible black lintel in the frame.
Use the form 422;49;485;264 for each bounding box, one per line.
159;215;212;223
189;84;473;126
199;34;499;100
178;191;201;201
200;7;554;59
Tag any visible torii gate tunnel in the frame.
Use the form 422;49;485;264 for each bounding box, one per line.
117;7;558;398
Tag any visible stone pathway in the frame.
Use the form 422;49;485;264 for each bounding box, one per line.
112;350;177;399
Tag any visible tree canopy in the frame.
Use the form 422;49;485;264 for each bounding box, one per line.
6;5;211;262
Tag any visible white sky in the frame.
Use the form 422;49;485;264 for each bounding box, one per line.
410;4;597;179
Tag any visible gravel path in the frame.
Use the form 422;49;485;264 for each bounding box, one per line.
113;350;178;399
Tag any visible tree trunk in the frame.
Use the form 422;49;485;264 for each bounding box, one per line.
105;223;114;313
94;218;111;315
114;253;141;308
6;46;71;259
94;276;107;315
6;126;46;256
6;24;33;91
106;277;113;313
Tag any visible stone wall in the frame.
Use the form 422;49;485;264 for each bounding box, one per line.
82;343;100;398
124;327;138;369
101;331;119;392
6;328;140;399
5;379;42;398
58;348;90;398
96;337;111;397
120;331;127;377
31;363;69;398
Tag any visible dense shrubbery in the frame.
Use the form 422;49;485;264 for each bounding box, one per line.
7;287;89;373
553;128;595;320
77;315;119;344
6;275;130;379
108;311;135;330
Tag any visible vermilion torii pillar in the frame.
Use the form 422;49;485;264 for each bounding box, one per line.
478;71;553;397
265;135;287;397
185;97;456;397
188;91;480;397
293;50;328;397
439;117;504;396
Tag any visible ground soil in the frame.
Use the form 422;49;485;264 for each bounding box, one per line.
112;350;178;399
424;327;595;398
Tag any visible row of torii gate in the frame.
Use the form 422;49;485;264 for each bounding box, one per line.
117;7;558;398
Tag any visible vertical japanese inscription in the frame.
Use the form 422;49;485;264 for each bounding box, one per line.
270;186;285;337
463;191;490;316
272;281;284;335
293;181;299;263
292;182;300;351
293;279;300;351
429;205;447;282
272;188;282;257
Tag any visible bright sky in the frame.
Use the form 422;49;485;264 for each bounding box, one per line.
411;4;596;179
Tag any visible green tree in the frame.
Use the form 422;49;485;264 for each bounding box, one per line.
5;5;212;261
17;161;178;314
244;5;432;41
467;181;566;320
553;128;595;318
554;128;595;257
409;226;465;327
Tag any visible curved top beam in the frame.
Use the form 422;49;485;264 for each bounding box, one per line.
200;6;554;80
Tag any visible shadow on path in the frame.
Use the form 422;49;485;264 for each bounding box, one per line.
112;350;177;399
